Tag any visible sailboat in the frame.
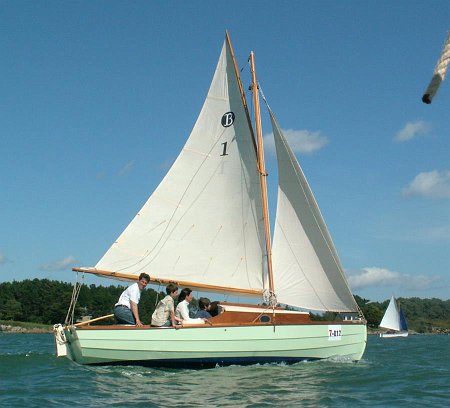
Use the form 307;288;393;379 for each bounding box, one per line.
379;296;408;338
53;32;367;367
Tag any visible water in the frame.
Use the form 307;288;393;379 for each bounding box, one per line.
0;334;448;407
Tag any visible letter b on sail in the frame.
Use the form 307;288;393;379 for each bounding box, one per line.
221;112;235;127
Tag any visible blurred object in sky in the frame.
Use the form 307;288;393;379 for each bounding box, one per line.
422;31;450;104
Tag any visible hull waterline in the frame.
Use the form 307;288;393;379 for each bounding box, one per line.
379;331;408;338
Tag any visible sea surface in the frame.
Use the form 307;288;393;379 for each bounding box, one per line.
0;333;448;407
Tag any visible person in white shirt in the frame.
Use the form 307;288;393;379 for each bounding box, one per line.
114;273;150;326
175;288;207;325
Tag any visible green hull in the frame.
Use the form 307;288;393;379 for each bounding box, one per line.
62;323;367;367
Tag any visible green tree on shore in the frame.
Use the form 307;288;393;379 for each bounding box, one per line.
0;279;449;332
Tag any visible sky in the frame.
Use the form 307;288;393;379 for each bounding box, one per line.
1;1;449;303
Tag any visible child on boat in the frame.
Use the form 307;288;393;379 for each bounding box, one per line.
194;297;212;319
151;283;182;327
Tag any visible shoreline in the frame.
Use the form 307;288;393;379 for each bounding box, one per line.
0;324;52;334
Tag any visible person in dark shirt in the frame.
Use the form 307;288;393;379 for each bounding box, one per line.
194;297;212;319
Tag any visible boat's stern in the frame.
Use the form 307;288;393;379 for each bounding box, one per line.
53;323;77;362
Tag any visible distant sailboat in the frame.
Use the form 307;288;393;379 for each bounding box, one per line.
379;296;408;338
53;32;367;367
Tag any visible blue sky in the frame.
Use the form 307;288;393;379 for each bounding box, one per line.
1;1;449;302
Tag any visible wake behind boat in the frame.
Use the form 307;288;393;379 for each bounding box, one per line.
54;32;367;367
379;296;408;338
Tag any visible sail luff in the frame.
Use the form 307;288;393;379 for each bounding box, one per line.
225;31;258;154
249;51;274;295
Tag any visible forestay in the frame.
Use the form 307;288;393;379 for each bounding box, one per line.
269;110;359;312
95;40;267;294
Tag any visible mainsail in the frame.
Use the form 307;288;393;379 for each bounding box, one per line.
93;39;267;296
422;32;450;104
269;111;359;312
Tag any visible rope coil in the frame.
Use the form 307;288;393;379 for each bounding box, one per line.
263;289;278;309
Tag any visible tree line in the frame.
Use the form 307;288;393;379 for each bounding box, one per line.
353;295;450;333
0;278;164;326
0;279;449;333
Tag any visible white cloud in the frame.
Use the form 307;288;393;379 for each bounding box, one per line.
264;129;329;155
394;120;431;142
118;161;135;176
39;256;76;272
348;267;438;291
349;267;401;288
402;170;450;198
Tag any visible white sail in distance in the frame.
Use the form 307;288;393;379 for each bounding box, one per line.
422;32;450;104
94;40;267;295
379;296;401;331
269;110;359;312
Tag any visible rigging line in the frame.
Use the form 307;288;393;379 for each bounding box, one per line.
258;83;270;110
154;282;161;308
244;79;269;290
246;80;267;177
65;272;84;325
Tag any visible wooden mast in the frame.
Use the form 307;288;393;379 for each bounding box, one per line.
226;32;274;296
249;51;275;295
